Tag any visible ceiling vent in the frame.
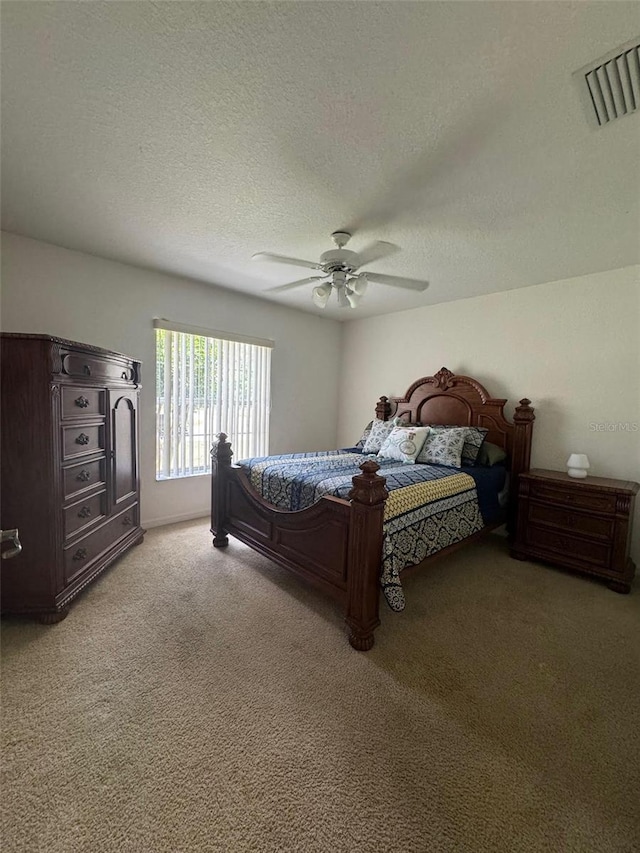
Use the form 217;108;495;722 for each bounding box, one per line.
575;38;640;127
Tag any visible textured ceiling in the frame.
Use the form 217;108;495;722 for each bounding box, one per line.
2;1;639;320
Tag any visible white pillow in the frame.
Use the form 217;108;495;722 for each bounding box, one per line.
361;417;402;454
378;426;430;464
416;428;465;468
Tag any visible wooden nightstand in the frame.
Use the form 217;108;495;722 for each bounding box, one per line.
511;469;639;593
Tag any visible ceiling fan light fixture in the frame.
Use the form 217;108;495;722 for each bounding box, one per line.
337;286;351;309
349;273;368;296
253;231;429;309
312;282;331;309
345;289;361;309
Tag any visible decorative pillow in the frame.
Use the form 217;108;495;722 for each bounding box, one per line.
422;425;488;465
355;421;373;449
477;441;508;467
361;417;402;455
416;428;465;468
378;426;430;464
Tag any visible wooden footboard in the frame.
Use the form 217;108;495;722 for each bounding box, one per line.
210;434;388;650
210;368;534;650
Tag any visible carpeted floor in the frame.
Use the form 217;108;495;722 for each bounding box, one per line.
2;521;639;853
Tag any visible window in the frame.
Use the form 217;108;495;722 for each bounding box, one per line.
155;321;272;480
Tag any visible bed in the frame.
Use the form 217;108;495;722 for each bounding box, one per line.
210;367;535;650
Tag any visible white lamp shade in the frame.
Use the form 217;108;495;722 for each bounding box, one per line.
345;289;361;309
312;282;331;308
349;274;368;296
566;454;590;478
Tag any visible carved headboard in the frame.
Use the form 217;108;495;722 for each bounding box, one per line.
374;367;535;487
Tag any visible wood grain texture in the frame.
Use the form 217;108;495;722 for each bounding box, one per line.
211;369;535;649
511;469;639;592
0;334;144;620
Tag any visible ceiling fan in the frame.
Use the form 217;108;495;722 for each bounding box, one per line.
253;232;429;309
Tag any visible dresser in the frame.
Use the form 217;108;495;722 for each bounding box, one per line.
511;468;639;593
1;334;144;621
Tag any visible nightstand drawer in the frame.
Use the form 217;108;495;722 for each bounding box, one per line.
529;481;616;514
528;502;614;540
525;524;610;568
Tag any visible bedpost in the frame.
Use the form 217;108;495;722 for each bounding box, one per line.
509;399;535;534
211;432;233;548
346;460;389;651
375;395;392;421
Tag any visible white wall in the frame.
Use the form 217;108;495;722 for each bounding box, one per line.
1;232;342;527
338;266;640;561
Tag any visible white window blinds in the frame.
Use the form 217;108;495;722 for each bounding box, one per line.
155;321;272;480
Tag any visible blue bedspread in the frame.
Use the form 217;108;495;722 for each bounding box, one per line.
236;450;493;610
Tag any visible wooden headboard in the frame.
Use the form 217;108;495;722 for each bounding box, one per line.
374;367;535;485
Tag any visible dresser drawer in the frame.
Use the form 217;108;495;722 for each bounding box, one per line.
63;458;107;501
529;481;617;514
64;490;107;540
62;424;105;459
61;386;105;419
528;502;614;540
61;352;137;384
64;504;139;584
525;524;610;568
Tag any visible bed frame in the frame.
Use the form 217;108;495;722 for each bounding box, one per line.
211;367;534;650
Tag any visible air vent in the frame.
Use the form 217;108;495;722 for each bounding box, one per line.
575;38;640;127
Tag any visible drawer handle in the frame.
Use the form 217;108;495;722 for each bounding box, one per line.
122;515;133;527
75;395;90;408
75;433;90;446
1;528;22;560
76;469;91;482
121;371;129;380
73;548;88;561
83;364;92;376
77;506;92;519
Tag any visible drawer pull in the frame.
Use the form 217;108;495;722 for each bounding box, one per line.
77;506;92;519
83;364;92;376
76;469;91;482
75;395;90;408
122;371;128;380
75;433;90;446
122;515;133;527
73;548;88;561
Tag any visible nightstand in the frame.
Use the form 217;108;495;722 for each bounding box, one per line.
511;469;639;593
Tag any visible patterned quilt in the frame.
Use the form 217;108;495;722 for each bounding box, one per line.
236;451;484;611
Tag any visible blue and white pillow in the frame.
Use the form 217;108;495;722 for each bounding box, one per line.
421;425;488;465
361;417;402;455
355;421;373;449
378;426;430;464
416;428;465;468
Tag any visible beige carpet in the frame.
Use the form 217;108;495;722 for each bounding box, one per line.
2;521;639;853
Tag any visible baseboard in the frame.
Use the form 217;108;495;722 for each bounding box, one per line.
143;510;209;530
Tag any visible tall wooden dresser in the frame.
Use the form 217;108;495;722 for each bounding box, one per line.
1;334;144;621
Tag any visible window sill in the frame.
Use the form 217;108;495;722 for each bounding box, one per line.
156;472;211;482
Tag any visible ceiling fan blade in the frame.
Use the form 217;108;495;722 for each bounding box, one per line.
364;272;429;292
356;241;400;268
265;276;326;294
342;99;507;233
252;252;322;271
